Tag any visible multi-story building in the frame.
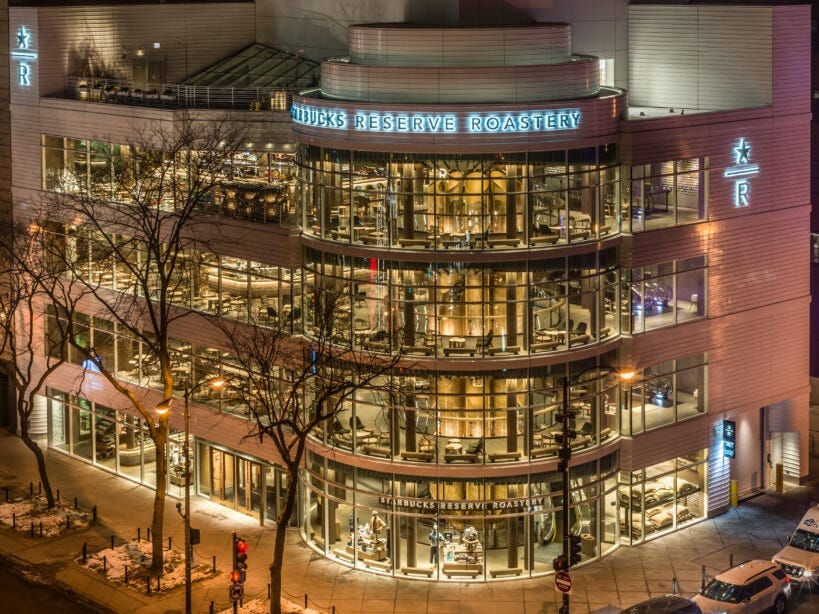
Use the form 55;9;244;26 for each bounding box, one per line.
4;0;811;581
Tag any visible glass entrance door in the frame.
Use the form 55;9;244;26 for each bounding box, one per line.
237;457;261;515
210;448;236;507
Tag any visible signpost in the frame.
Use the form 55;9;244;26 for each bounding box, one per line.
555;570;572;595
229;584;244;601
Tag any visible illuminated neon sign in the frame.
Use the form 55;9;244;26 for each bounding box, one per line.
723;138;759;207
290;102;582;134
10;25;37;87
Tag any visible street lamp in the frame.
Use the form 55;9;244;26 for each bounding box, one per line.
155;377;226;614
556;366;634;614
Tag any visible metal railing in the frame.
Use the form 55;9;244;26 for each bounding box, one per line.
63;76;298;112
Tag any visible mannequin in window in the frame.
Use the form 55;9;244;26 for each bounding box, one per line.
429;523;444;564
370;510;385;540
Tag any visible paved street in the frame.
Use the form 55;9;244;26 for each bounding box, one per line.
1;429;819;613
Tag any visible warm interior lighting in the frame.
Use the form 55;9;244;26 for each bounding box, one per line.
210;378;226;389
618;370;636;382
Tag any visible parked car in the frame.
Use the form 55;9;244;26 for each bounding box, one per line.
620;594;703;613
772;503;819;583
693;560;791;614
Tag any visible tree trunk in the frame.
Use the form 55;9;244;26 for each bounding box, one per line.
269;471;298;614
19;415;55;508
150;418;168;574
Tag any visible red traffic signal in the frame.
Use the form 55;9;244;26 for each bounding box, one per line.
229;569;242;584
233;536;249;577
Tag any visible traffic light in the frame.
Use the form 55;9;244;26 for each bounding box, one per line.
558;447;572;462
552;554;568;571
569;534;582;565
233;536;249;583
229;569;243;584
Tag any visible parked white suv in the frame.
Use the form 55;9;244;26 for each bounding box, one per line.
692;560;791;614
772;503;819;583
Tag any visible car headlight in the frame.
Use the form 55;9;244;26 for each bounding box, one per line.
803;569;813;578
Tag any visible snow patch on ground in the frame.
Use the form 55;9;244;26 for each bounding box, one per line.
0;495;92;537
81;539;216;592
217;598;320;614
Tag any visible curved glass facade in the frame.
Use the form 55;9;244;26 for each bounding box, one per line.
296;147;707;250
304;248;620;356
301;451;622;580
310;357;624;465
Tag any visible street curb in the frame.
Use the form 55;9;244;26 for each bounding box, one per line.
0;545;116;614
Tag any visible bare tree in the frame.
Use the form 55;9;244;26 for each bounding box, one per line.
0;218;89;508
39;112;245;573
212;286;403;614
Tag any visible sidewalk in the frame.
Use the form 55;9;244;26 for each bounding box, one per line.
1;429;817;614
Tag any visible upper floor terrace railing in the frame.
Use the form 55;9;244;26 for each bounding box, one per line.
64;76;296;112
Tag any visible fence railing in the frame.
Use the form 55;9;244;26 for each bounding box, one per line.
64;76;298;112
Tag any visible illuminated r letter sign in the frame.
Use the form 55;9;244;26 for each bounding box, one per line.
18;64;31;86
735;180;750;207
10;25;38;88
723;138;759;208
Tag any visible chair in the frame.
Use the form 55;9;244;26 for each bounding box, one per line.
266;306;278;320
350;415;367;432
370;329;388;342
332;417;350;435
475;330;494;351
466;438;484;455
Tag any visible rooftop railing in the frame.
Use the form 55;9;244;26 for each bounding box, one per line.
63;76;298;112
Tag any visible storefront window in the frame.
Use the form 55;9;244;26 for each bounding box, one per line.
626;255;706;334
304;249;620;357
617;450;706;545
621;353;707;435
625;157;708;232
303;453;618;580
298;148;620;250
41;134;295;224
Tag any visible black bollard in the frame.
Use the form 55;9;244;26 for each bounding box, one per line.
12;513;16;529
729;552;734;568
304;594;308;608
74;497;78;510
111;535;115;549
30;522;34;538
30;482;33;497
212;555;216;573
39;522;43;538
146;576;151;594
209;602;214;614
92;506;97;523
137;528;141;542
56;489;60;504
147;527;151;541
66;515;71;530
157;576;161;592
168;536;172;550
124;565;129;584
103;556;107;574
82;543;87;564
